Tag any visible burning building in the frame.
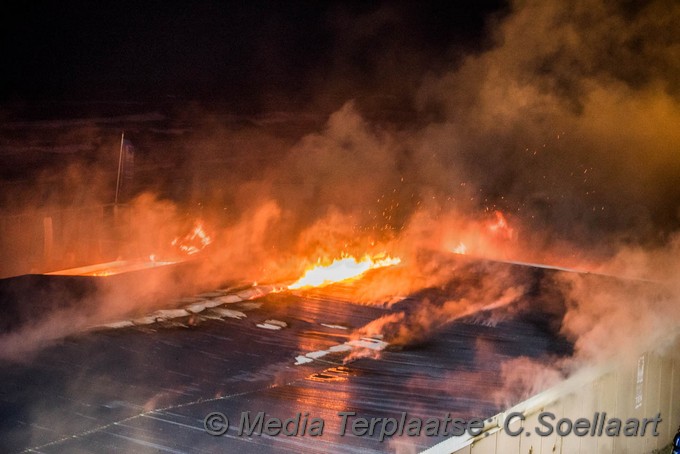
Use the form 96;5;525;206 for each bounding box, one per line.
1;0;680;452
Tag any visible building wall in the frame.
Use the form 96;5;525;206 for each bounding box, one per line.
425;335;680;454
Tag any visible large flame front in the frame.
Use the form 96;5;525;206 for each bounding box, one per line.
288;254;401;289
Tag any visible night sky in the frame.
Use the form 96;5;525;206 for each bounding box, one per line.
1;1;506;112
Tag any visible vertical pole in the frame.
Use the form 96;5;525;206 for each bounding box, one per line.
115;131;125;205
43;216;53;267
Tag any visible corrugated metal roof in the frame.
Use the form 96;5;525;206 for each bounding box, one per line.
0;259;574;453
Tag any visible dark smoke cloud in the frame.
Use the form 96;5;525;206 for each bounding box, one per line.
288;0;680;407
415;0;680;246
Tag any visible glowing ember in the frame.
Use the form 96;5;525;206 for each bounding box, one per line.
288;254;401;289
452;242;467;254
172;221;212;255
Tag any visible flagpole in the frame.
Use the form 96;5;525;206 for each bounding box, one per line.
114;131;125;205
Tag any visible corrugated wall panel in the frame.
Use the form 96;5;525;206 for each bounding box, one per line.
468;430;495;454
671;353;680;443
539;400;563;454
496;417;522;452
595;372;616;454
434;335;680;454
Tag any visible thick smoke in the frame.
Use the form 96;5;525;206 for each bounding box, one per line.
344;260;526;361
293;0;680;405
415;0;680;246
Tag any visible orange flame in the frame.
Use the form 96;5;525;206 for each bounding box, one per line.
288;254;401;289
451;242;467;255
172;221;212;255
486;210;515;240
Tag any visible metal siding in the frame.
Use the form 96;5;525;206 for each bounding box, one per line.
577;382;599;454
560;392;582;454
521;410;541;454
443;337;680;454
644;354;662;452
539;400;563;454
671;352;680;443
595;372;616;454
470;432;497;454
495;416;522;453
